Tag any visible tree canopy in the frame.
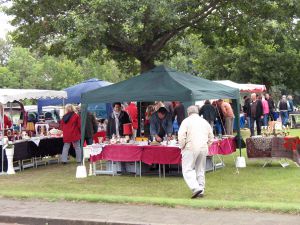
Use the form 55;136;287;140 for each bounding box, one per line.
1;0;300;97
6;0;299;72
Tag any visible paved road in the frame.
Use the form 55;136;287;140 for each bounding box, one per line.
0;198;299;225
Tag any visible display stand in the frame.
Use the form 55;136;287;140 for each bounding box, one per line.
0;144;6;175
263;158;290;168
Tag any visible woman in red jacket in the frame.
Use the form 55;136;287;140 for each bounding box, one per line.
60;104;81;164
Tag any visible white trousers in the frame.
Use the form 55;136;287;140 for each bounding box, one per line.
182;149;207;193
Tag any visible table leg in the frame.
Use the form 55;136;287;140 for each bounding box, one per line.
139;161;142;178
263;159;272;167
158;164;161;178
214;155;225;170
93;162;96;175
279;158;289;168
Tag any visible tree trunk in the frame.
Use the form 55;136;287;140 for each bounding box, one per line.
140;59;155;73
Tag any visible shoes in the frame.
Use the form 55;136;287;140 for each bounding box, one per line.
191;190;203;199
62;162;67;165
197;193;204;198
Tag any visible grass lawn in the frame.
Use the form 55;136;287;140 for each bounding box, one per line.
0;129;300;213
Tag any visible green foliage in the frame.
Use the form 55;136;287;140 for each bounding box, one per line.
0;38;12;66
163;13;300;92
0;46;126;89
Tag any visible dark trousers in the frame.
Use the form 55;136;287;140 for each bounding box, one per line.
85;137;93;145
250;117;261;136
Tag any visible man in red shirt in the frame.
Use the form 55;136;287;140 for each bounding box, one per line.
0;104;13;129
4;114;12;128
125;102;138;139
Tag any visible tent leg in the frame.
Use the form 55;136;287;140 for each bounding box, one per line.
1;104;5;174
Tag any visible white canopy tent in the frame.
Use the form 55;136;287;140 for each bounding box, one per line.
0;89;67;104
213;80;266;93
0;88;67;174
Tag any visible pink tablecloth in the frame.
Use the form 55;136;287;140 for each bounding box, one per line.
209;138;236;156
142;146;181;165
90;144;143;162
90;138;236;164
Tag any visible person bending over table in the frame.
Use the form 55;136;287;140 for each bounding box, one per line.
107;102;131;139
60;104;82;164
150;107;173;142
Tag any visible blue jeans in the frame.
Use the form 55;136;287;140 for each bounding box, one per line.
263;114;269;126
280;111;288;126
215;119;223;135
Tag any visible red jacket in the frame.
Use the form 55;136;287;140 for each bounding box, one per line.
125;103;138;129
4;115;12;128
61;112;81;143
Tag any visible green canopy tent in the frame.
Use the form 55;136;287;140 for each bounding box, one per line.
80;65;241;158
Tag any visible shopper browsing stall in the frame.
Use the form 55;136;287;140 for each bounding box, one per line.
0;104;12;129
199;100;217;128
77;104;98;145
261;95;270;126
278;95;289;126
217;99;234;135
61;104;82;164
265;93;275;121
250;93;263;136
173;101;185;127
125;102;138;139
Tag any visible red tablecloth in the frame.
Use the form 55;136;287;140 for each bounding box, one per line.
90;138;236;164
142;146;181;165
101;144;143;162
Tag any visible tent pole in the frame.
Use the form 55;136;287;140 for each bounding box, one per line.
137;102;141;137
232;98;242;157
1;104;5;174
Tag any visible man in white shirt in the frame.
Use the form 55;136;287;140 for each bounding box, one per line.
178;105;214;199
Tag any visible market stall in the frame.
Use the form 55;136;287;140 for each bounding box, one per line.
80;65;242;175
86;137;236;177
0;88;67;173
213;80;266;93
246;136;300;167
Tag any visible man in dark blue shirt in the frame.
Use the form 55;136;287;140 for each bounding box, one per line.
150;107;173;142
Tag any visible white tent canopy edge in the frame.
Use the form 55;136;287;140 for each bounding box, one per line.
0;89;67;104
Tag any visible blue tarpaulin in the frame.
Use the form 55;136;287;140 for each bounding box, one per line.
37;78;112;117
